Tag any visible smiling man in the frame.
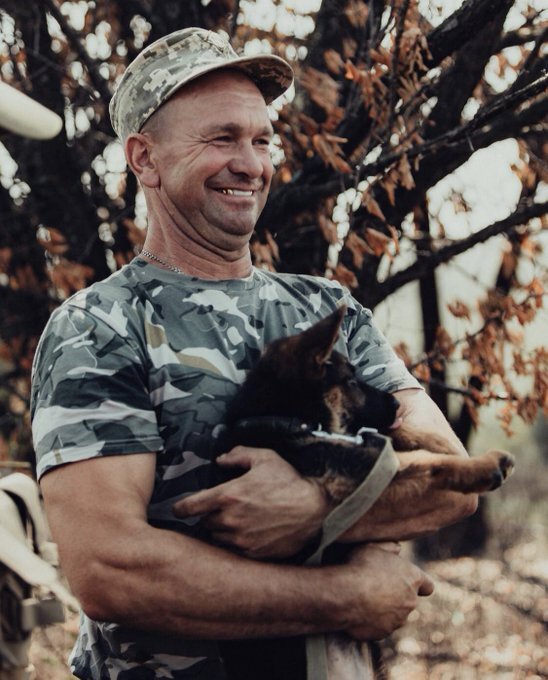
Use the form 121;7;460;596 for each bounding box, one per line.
31;28;476;679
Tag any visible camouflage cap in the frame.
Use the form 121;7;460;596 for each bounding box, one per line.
109;27;294;141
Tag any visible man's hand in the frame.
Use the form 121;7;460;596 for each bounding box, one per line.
342;543;434;640
172;446;332;559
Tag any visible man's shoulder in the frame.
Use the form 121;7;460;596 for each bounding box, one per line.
256;269;346;297
64;261;142;310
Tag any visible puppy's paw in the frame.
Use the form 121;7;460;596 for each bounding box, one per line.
440;449;515;493
484;449;515;490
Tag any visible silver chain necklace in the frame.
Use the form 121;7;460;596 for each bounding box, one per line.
141;249;184;274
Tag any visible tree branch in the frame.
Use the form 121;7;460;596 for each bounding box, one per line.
498;25;548;50
262;73;547;228
426;0;514;66
369;200;547;306
42;0;112;104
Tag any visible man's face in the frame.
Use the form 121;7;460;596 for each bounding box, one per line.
144;71;275;249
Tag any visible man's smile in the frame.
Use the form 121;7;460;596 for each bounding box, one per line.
217;188;255;197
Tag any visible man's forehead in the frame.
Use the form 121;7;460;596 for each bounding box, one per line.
167;72;272;121
200;120;275;137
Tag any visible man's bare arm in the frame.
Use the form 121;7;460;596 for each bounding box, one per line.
40;453;433;641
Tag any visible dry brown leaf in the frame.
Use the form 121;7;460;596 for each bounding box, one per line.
323;49;344;75
318;215;339;245
387;225;400;255
435;326;455;358
397;154;415;190
312;133;351;173
332;263;358;289
0;247;12;272
381;174;397;206
345;231;374;268
465;397;480;430
362;193;386;221
298;113;319;137
300;67;340;114
364;227;390;257
413;362;431;383
393;342;412;366
501;250;518;280
527;278;544;307
447;301;471;320
123;218;146;248
369;47;391;67
37;227;69;255
48;260;94;296
344;0;369;28
344;60;362;83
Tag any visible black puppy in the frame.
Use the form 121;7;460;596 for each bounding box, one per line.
220;306;400;503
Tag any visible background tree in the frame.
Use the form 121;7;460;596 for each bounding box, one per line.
0;0;546;554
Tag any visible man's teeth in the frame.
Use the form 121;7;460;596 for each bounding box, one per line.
220;189;253;196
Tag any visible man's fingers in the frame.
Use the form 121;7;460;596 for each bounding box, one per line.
172;488;224;518
216;446;276;470
373;541;401;554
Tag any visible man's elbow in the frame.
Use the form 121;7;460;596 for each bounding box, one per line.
69;560;131;623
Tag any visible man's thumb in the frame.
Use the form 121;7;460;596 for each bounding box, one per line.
217;446;272;470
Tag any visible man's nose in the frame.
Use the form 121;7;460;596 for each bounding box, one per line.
228;141;265;178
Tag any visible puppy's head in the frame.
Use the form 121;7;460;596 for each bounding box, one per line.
228;306;399;433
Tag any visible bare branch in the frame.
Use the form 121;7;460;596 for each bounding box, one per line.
262;73;547;228
498;25;548;50
426;0;514;66
42;0;112;104
370;200;547;306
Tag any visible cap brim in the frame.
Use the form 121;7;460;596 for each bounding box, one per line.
0;82;63;140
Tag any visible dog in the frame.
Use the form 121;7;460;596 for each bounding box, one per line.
181;305;515;680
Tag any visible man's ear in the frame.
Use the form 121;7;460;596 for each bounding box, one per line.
125;133;160;188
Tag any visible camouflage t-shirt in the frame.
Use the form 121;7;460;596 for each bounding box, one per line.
31;259;420;679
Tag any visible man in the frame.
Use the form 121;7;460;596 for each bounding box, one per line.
31;28;476;679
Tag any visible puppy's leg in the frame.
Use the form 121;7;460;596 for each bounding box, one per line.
394;449;514;495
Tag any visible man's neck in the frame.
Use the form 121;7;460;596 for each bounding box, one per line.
142;225;253;281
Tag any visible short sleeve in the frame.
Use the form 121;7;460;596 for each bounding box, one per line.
31;303;164;479
342;293;422;393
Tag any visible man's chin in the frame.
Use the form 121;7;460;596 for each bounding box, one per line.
210;214;259;239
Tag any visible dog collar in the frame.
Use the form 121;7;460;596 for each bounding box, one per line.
309;426;379;445
232;417;378;444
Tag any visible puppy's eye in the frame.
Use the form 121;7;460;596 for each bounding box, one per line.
346;378;359;388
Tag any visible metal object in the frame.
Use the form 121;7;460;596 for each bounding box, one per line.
141;249;185;274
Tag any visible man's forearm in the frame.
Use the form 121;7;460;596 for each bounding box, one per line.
59;514;433;643
78;519;347;639
390;388;468;457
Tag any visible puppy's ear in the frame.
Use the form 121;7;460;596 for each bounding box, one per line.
299;305;347;369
